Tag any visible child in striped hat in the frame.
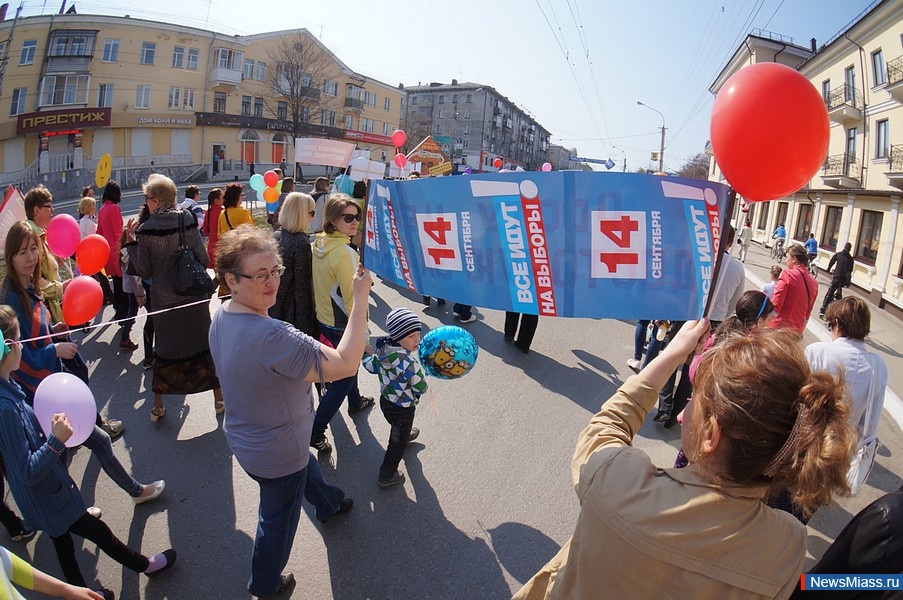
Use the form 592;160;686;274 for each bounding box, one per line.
362;308;428;488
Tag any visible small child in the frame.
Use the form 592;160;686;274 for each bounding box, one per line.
118;231;145;351
762;265;782;299
363;308;428;488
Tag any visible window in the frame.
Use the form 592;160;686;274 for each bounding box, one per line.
102;39;119;62
39;75;89;106
97;83;113;108
821;206;842;250
256;61;266;81
19;40;36;65
241;95;251;116
856;210;882;263
898;248;903;278
382;122;389;136
436;123;442;133
438;110;443;119
466;93;473;103
140;42;156;65
411;96;418;106
183;88;195;110
793;204;813;241
359;90;376;106
10;88;27;116
277;101;287;121
845;65;856;95
322;79;338;96
213;91;226;113
464;110;471;119
243;59;254;80
847;127;857;158
167;87;181;109
438;95;445;104
821;79;830;103
452;94;458;103
321;110;336;127
136;85;151;109
872;49;887;86
301;72;312;87
384;97;390;111
462;139;469;149
344;114;353;129
254;97;263;117
463;124;470;134
187;48;199;70
362;118;375;133
876;119;889;159
216;48;242;70
172;46;184;68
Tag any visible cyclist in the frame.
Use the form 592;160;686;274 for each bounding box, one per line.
805;232;819;270
772;223;787;258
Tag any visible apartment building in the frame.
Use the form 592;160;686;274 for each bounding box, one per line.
0;13;403;194
399;81;551;173
709;0;903;318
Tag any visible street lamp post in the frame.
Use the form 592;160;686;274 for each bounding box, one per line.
637;101;666;173
611;144;627;172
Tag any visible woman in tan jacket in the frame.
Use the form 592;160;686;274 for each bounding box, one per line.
515;321;854;600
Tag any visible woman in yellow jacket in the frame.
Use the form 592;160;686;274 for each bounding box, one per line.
309;194;374;453
217;183;254;236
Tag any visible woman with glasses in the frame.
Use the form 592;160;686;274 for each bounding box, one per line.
125;174;223;422
22;186;63;324
209;225;369;597
309;194;375;453
270;193;319;339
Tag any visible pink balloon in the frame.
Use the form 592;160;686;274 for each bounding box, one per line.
394;153;407;168
33;372;98;447
45;214;81;257
541;162;552;172
392;130;407;147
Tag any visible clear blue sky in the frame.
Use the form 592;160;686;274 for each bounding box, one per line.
20;0;877;171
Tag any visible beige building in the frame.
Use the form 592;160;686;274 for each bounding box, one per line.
710;0;903;318
0;13;403;195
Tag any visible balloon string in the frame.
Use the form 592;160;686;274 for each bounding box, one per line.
428;387;438;418
17;293;230;346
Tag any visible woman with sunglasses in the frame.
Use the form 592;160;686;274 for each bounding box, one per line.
270;192;319;339
125;174;223;422
309;195;375;453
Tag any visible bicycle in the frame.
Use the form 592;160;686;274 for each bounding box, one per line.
807;254;818;278
770;237;785;261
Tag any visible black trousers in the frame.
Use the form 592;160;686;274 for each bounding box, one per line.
820;278;845;313
51;512;149;587
111;275;128;321
379;397;416;481
504;312;538;353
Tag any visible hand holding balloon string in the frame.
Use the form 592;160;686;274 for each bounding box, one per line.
51;412;73;444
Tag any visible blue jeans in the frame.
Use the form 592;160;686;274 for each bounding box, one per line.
633;320;651;360
80;425;142;497
312;324;363;439
246;454;345;596
119;292;138;341
379;397;416;481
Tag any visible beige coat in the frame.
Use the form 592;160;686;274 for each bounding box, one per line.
514;376;806;600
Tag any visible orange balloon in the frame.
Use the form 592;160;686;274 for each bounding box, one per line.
263;186;279;202
62;276;103;326
75;234;110;276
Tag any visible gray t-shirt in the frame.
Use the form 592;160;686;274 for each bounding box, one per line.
209;305;321;478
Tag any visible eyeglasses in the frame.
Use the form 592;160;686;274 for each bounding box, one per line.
237;265;285;284
39;204;53;210
309;211;317;217
341;213;361;223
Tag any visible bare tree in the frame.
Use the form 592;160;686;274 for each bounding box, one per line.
400;107;437;155
264;31;339;139
677;151;711;180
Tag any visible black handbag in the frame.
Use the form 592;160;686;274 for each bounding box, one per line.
170;210;216;296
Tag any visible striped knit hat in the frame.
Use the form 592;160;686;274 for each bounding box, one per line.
386;308;422;342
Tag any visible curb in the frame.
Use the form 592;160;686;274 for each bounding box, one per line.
744;268;903;431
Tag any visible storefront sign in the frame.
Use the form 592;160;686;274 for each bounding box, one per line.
133;115;195;127
17;108;111;135
343;130;393;146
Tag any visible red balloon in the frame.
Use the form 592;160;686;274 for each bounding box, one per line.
62;276;103;326
75;234;110;276
710;62;829;202
263;170;279;188
394;153;407;168
391;129;406;147
493;158;503;168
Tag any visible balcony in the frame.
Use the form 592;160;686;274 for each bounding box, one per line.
210;66;242;88
826;84;863;124
821;153;860;188
887;56;903;101
886;144;903;190
344;97;364;110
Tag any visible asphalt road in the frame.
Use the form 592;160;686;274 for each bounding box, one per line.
7;263;903;599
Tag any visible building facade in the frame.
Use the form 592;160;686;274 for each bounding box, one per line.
0;14;403;195
709;0;903;318
399;81;551;173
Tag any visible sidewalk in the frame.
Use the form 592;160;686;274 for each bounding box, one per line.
737;240;903;428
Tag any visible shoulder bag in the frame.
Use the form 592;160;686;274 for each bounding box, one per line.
170;210;217;296
847;352;881;496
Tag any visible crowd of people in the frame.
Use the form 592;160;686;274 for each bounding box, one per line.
0;170;894;599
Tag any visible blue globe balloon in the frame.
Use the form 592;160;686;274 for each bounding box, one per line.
418;325;479;379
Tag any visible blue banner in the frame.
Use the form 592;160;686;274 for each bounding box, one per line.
363;172;731;320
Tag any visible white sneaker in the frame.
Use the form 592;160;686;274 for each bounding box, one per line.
458;315;476;324
627;358;642;371
86;506;102;519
